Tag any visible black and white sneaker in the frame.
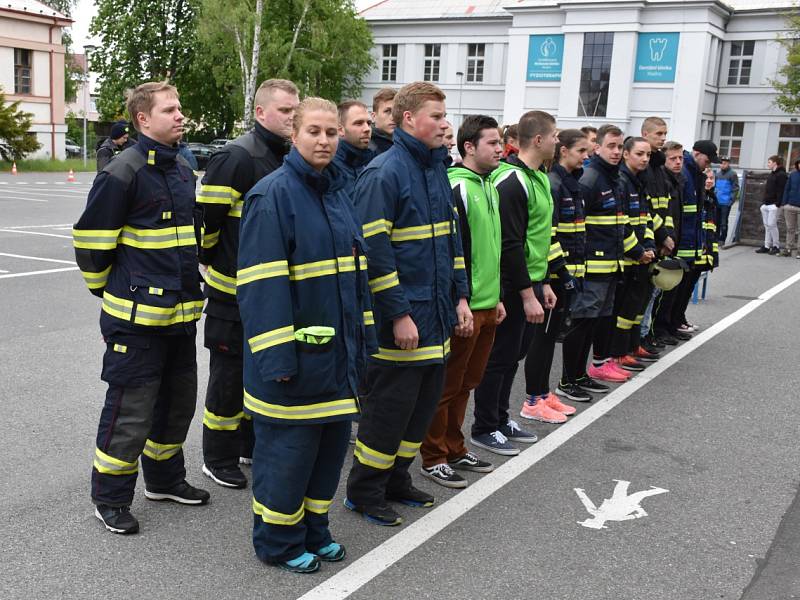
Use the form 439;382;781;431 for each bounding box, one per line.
202;464;247;489
95;504;139;534
556;381;593;402
575;375;610;394
145;480;211;505
449;451;494;473
421;463;468;488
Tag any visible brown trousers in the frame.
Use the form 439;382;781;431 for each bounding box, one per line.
420;308;497;467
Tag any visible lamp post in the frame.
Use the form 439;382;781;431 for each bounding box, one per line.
455;71;464;129
82;44;96;167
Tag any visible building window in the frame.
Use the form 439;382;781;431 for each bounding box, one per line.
727;40;754;86
466;43;485;83
14;48;32;95
424;44;441;82
717;121;744;164
578;32;613;118
381;44;398;82
778;123;800;168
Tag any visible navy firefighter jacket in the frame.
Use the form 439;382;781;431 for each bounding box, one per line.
331;138;374;200
237;147;376;425
73;134;203;338
355;127;470;366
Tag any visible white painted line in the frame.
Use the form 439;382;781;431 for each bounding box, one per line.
298;269;800;600
0;195;48;203
0;269;8;273
2;223;72;229
0;228;72;239
0;252;76;265
0;266;78;279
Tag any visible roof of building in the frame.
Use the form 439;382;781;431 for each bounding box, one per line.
360;0;796;19
0;0;70;20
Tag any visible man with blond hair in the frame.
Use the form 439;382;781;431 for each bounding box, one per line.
197;79;299;490
346;81;472;526
74;82;209;534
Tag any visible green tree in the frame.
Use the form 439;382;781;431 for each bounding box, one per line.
89;0;201;120
774;8;800;114
0;87;41;160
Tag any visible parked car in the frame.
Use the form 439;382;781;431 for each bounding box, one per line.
208;138;231;150
65;138;82;158
187;142;214;170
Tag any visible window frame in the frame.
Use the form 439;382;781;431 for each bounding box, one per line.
778;123;800;168
14;48;33;95
717;121;745;164
466;43;485;83
381;44;398;83
578;32;614;119
423;43;441;82
726;40;755;86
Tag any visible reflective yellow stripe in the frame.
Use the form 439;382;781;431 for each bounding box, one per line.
644;228;655;240
202;408;243;431
147;150;156;165
363;219;391;238
363;310;374;326
676;249;699;258
683;204;698;213
93;448;138;475
244;391;359;421
102;291;134;321
548;243;564;261
304;497;333;515
118;225;196;249
665;216;675;228
623;233;638;252
162;211;172;220
586;259;619;274
354;439;396;469
566;264;587;277
390;220;451;242
228;198;244;218
201;229;220;249
557;222;586;233
148;287;163;296
248;325;295;354
81;265;112;289
629;216;641;226
550;226;558;236
396;439;422;459
237;260;290;287
454;256;466;270
252;497;304;525
113;343;127;353
287;255;366;281
652;214;664;229
73;228;122;250
369;271;399;293
616;316;636;330
142;439;182;461
205;266;237;295
585;215;622;226
133;300;204;326
373;339;450;362
197;184;241;205
704;222;717;232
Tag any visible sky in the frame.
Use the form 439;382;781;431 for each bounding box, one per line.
69;0;378;50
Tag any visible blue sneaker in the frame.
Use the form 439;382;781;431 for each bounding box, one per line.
315;542;346;562
499;419;539;443
278;552;319;574
470;431;520;456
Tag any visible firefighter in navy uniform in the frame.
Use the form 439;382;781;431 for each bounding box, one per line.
332;100;374;199
237;98;376;574
73;82;209;535
197;79;299;489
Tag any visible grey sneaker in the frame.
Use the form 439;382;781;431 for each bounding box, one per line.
470;431;520;456
499;419;538;444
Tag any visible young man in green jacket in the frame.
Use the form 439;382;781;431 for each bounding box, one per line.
420;115;506;488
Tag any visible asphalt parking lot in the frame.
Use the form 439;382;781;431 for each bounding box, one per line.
2;170;799;600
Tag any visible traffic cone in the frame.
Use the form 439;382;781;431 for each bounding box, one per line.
11;161;17;175
67;169;75;182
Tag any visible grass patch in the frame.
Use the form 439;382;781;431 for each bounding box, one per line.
0;158;96;172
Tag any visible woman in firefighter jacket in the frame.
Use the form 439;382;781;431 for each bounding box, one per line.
237;98;376;574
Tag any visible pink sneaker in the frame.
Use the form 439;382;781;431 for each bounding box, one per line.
587;361;629;383
520;397;567;424
544;392;576;416
608;360;634;378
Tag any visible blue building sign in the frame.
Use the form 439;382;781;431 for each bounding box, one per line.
634;32;680;82
527;34;564;81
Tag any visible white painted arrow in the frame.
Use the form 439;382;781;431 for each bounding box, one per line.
575;479;668;529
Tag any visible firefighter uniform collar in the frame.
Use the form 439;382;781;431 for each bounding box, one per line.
649;149;666;168
589;153;620;178
135;134;179;168
551;162;581;191
619;163;643;186
254;121;291;159
336;138;373;169
284;147;345;195
394;127;448;168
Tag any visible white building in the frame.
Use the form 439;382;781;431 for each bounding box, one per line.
0;0;71;159
359;0;798;170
